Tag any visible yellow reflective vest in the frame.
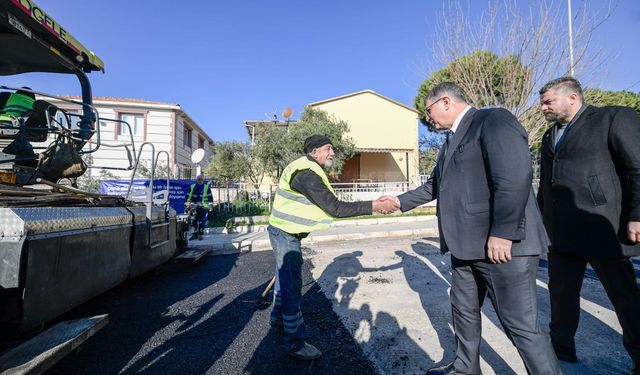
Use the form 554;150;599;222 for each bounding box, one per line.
0;92;34;122
269;156;336;234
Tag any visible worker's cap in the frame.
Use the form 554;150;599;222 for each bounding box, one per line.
303;134;333;153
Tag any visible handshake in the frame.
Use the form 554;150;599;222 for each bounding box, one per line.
372;195;400;215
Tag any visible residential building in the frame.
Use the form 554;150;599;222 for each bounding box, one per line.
308;90;420;185
47;97;214;179
244;89;420;186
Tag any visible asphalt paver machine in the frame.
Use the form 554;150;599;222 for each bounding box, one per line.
0;0;185;336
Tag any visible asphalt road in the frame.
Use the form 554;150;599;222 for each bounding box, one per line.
47;251;377;375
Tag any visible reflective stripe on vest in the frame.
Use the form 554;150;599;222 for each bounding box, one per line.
0;92;34;122
271;207;333;227
187;183;209;205
268;156;335;234
275;188;313;205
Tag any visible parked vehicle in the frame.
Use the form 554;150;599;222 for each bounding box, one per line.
0;0;187;336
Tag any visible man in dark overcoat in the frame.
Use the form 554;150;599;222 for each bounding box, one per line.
538;76;640;374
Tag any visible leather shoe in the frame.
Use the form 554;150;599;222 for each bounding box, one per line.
553;348;577;363
427;362;457;375
288;342;322;360
555;351;577;363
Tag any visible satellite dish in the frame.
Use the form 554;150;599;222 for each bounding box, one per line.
282;107;294;119
190;148;205;163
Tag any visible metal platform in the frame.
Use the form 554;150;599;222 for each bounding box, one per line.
0;314;108;375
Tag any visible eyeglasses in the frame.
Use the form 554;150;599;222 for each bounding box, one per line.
424;97;443;120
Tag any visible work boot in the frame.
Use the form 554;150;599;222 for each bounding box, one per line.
198;234;203;240
288;342;322;360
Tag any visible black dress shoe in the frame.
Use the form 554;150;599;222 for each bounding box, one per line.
427;362;456;375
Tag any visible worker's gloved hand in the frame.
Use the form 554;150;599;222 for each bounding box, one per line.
208;204;213;212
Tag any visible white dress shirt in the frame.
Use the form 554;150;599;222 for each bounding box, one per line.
451;105;472;134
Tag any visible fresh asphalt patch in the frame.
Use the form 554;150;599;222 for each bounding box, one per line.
47;250;377;375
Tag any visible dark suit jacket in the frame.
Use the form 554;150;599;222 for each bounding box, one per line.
537;105;640;257
398;107;549;260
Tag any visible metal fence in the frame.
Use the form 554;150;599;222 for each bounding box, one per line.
332;181;411;202
207;176;541;220
210;184;274;219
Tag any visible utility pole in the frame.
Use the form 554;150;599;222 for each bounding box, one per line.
568;0;575;76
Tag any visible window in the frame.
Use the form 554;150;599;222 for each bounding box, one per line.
183;127;192;148
118;113;144;136
198;136;204;149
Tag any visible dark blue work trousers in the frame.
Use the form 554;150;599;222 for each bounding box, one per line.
268;224;306;352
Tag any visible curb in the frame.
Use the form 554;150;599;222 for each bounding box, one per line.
198;227;439;256
208;215;437;234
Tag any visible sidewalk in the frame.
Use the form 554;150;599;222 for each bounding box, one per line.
189;216;438;255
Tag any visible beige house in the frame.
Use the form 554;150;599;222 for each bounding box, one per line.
245;90;420;186
47;97;214;179
309;90;420;185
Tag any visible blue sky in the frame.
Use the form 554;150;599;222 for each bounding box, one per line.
3;0;639;141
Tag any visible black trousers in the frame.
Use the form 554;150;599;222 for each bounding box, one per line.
548;251;640;362
451;255;560;375
194;206;207;235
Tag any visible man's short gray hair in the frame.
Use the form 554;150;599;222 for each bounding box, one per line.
427;82;469;104
539;76;584;101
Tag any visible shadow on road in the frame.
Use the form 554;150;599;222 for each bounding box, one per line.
244;251;378;374
49;253;246;374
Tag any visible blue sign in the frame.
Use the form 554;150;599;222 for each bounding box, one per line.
100;179;198;213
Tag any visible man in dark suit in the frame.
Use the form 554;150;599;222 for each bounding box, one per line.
537;76;640;374
386;82;560;374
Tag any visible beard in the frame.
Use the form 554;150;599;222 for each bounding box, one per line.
324;159;333;167
544;109;570;123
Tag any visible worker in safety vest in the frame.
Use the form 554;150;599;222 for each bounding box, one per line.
186;175;213;240
1;88;37;164
1;87;57;166
0;88;35;123
267;134;397;360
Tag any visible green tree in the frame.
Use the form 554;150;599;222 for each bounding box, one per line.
253;108;356;179
205;141;253;185
416;0;614;147
251;125;289;181
584;88;640;113
415;51;531;129
418;133;445;175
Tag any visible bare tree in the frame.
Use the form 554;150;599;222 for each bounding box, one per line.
417;0;615;146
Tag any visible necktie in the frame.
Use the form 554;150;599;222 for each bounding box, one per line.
437;131;452;175
443;130;452;155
